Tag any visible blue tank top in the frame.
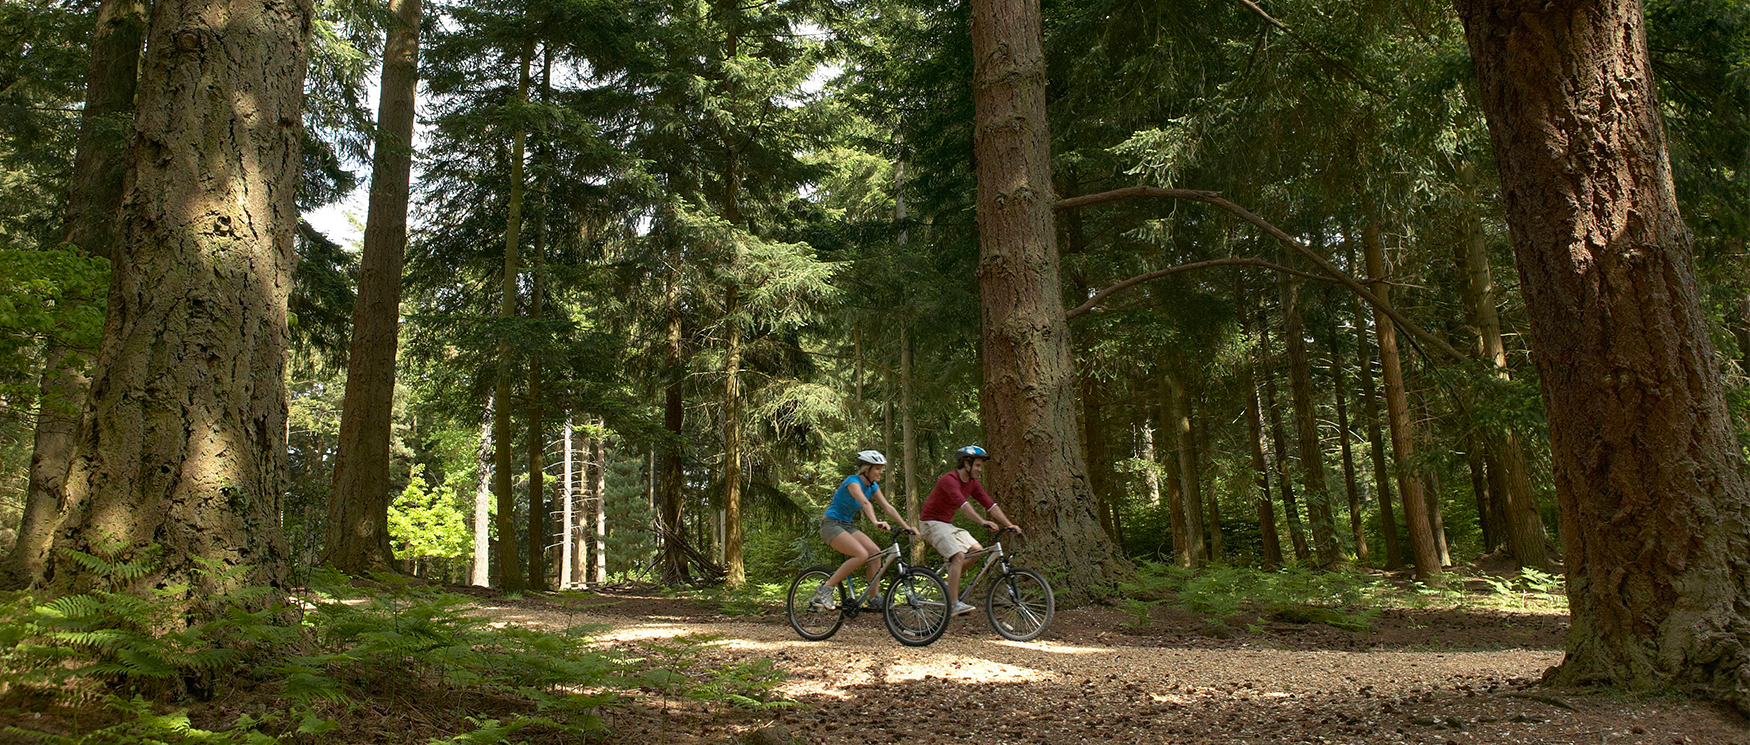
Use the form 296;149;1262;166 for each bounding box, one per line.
824;474;880;523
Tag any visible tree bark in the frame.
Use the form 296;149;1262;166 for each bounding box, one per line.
1239;280;1284;568
1280;246;1339;567
2;0;147;590
1160;381;1189;566
45;0;312;604
323;0;422;575
1456;0;1750;707
1455;160;1551;570
1354;284;1401;569
1261;324;1310;562
1329;311;1368;565
1364;223;1441;579
970;0;1125;602
1168;372;1206;565
1195;397;1222;559
491;40;532;592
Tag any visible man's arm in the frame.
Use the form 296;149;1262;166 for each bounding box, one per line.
959;501;997;531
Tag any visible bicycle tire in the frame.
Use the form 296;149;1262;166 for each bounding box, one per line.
883;567;951;647
986;566;1054;641
787;566;847;641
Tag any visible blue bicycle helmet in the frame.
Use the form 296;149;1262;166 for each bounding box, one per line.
954;445;989;464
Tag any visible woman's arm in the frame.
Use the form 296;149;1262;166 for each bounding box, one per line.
871;490;913;532
848;481;892;531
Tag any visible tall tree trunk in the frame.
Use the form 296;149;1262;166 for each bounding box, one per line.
1081;370;1118;543
1168;372;1206;564
561;418;573;588
1;0;147;590
472;398;492;586
44;0;312;604
1160;381;1189;566
322;0;422;576
1280;247;1339;567
491;40;532;592
1195;397;1222;559
969;0;1125;602
1466;439;1499;550
1354;285;1402;569
593;427;607;584
1240;280;1284;568
1456;0;1750;706
1456;160;1552;570
1329;313;1368;565
1364;223;1441;579
660;356;688;584
1261;325;1310;562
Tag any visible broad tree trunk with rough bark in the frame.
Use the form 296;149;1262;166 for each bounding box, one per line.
1;0;147;590
1364;223;1441;579
969;0;1125;603
323;0;422;575
44;0;313;605
491;41;532;593
1456;0;1750;709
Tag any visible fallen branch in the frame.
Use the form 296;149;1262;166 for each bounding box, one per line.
1502;691;1577;711
1066;257;1332;319
1053;186;1468;363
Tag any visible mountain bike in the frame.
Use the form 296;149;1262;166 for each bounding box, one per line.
786;528;951;647
946;526;1054;641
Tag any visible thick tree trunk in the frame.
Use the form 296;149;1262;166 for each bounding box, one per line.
1364;224;1441;579
1261;325;1310;562
472;399;492;586
1;0;147;590
1329;315;1368;565
45;0;312;604
1354;288;1402;569
491;41;532;592
323;0;422;575
1456;0;1750;707
1280;249;1339;567
970;0;1125;602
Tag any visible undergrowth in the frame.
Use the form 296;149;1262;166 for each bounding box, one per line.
1119;561;1568;633
0;550;790;744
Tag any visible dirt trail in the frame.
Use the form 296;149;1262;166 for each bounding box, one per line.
479;592;1747;745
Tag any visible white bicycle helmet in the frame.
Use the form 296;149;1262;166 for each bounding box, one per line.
855;450;887;466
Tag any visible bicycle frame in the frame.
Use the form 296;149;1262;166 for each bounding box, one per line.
949;540;1010;605
841;533;922;613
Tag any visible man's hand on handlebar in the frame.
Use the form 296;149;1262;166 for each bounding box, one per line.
875;520;892;532
997;524;1023;536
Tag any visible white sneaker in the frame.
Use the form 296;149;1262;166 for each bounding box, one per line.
952;601;977;616
810;585;838;610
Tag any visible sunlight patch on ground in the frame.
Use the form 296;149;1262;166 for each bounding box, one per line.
882;656;1057;684
982;641;1111;655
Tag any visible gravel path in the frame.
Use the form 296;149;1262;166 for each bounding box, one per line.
479;594;1748;745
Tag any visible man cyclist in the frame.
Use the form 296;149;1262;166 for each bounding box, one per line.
919;445;1022;616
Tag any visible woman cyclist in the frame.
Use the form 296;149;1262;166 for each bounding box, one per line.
813;450;915;609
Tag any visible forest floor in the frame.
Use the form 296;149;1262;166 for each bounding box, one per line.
481;584;1749;745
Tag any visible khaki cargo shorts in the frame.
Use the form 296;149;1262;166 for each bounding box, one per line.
920;520;979;558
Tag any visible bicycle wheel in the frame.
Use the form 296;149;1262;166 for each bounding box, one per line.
883;567;950;647
986;566;1054;641
787;567;846;641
